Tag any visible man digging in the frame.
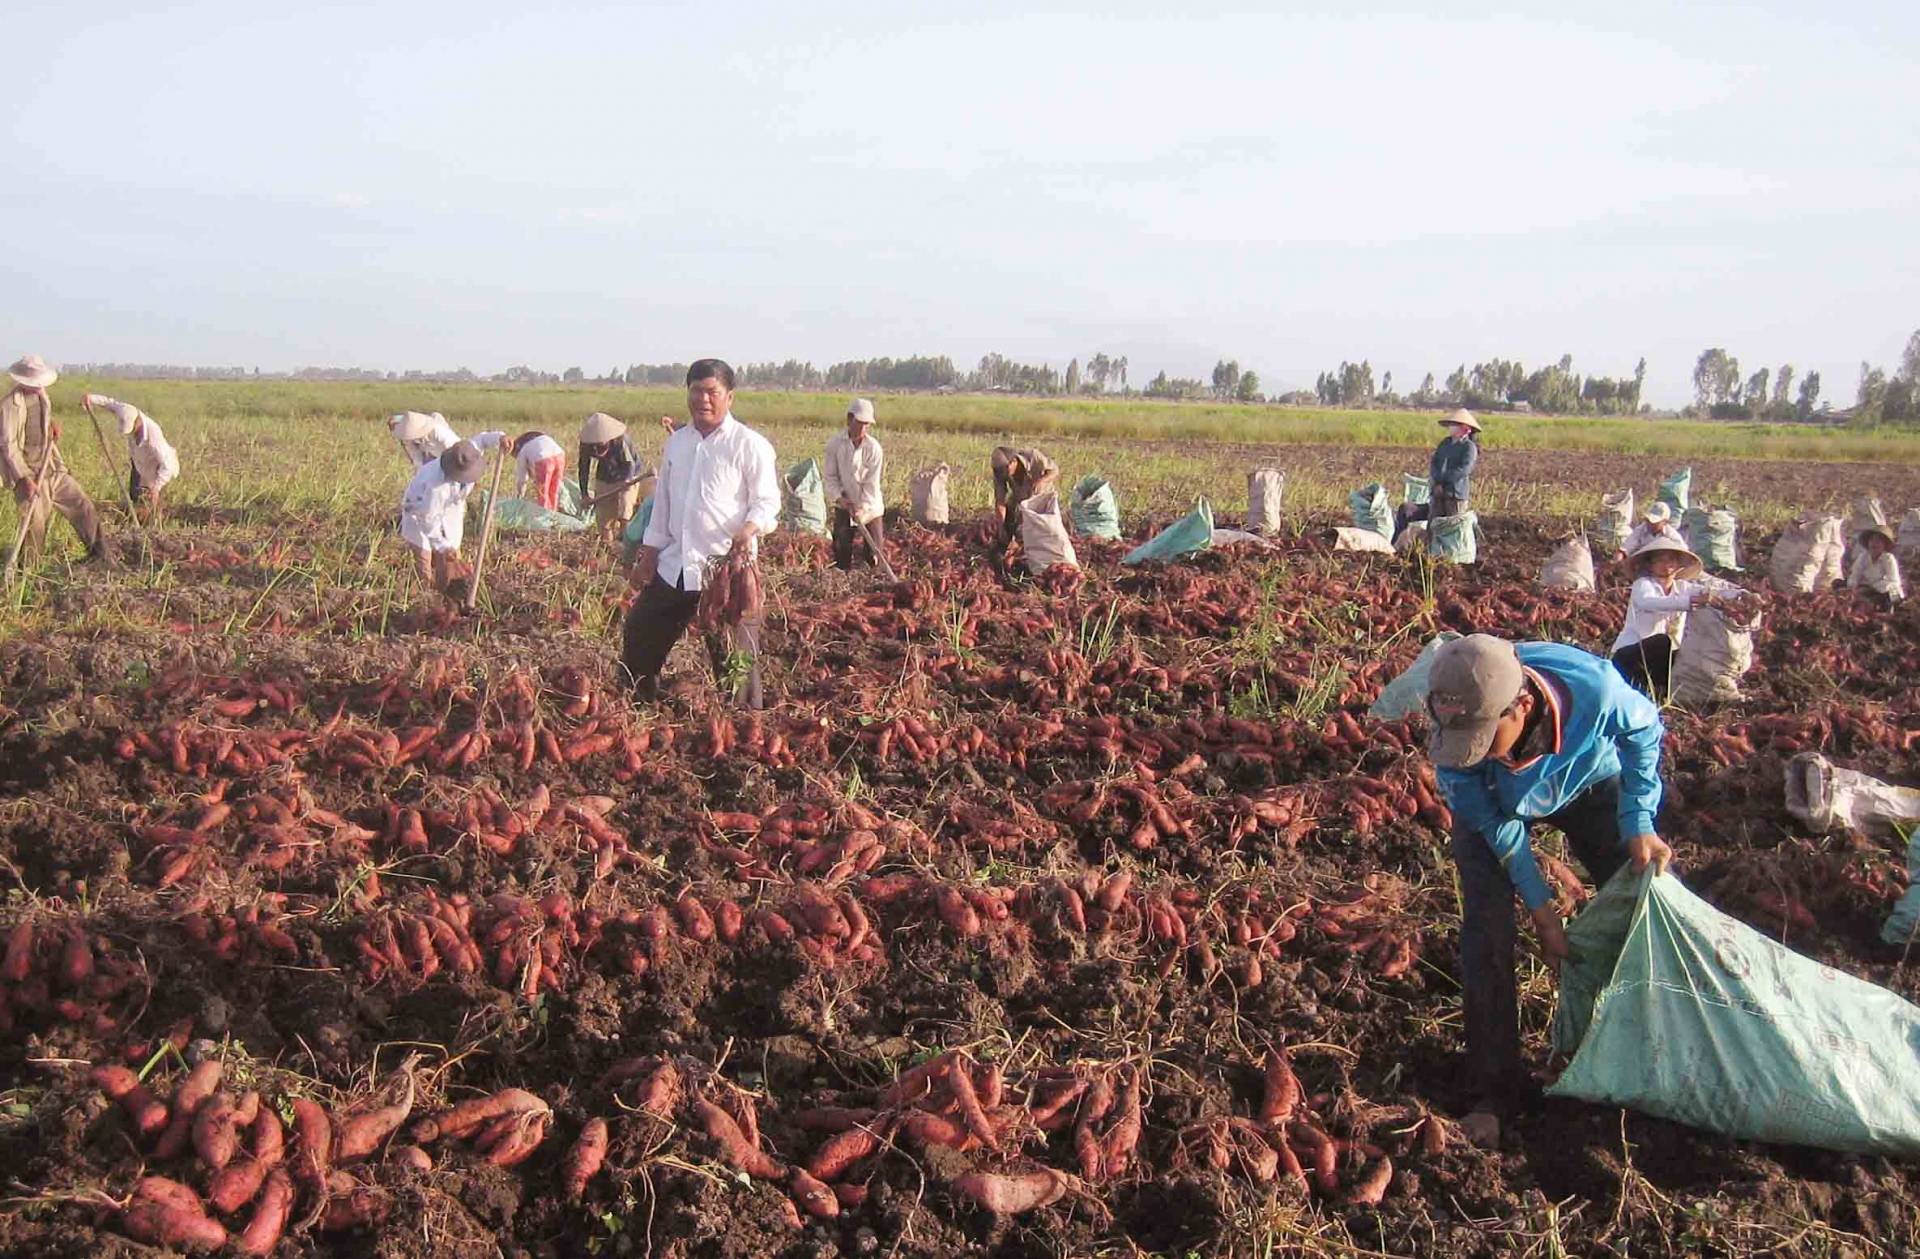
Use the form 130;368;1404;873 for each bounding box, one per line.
1425;633;1674;1149
84;392;179;527
2;354;112;568
823;398;895;579
398;433;507;594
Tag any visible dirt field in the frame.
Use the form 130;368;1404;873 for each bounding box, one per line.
1;450;1917;1259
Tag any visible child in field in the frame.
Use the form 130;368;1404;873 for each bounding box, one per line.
1847;523;1905;608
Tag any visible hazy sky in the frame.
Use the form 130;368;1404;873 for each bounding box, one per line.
4;1;1916;408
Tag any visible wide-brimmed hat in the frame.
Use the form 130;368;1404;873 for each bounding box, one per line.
581;412;626;444
1441;408;1481;433
439;440;487;484
1627;533;1704;580
1643;502;1673;526
391;411;442;441
8;354;56;389
1427;634;1524;769
1859;522;1897;549
847;398;876;425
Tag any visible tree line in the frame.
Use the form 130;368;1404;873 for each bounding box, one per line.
1309;356;1648;416
1852;330;1920;425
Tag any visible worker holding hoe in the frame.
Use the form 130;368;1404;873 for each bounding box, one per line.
990;444;1061;546
578;413;657;542
823;398;895;578
1425;633;1673;1150
2;354;111;567
84;392;179;526
399;432;507;592
622;360;780;709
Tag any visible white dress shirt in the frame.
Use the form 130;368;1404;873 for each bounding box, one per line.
399;431;505;552
822;430;885;525
397;413;463;470
513;433;565;496
1849;549;1906;600
1611;574;1738;653
641;413;780;591
87;395;180;492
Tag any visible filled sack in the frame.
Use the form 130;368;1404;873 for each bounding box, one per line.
1403;473;1431;506
621;494;656;564
1771;513;1845;594
1785;751;1920;842
1124;497;1215;566
1018;490;1078;576
1658;466;1692;516
1427;511;1478;564
1247;466;1286;535
1541;532;1596;591
1332;527;1395;554
1853;495;1889;540
780;458;830;536
909;463;951;526
1884;826;1920;948
1593;489;1634;554
1349;483;1393;539
1683;505;1742;572
1898;507;1920;560
1551;869;1920;1157
1069;475;1123;540
1368;632;1463;720
1668;603;1758;707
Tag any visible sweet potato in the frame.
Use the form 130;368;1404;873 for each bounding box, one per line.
291;1098;333;1195
336;1068;416;1162
91;1064;169;1138
485;1109;550;1167
412;1088;546;1143
157;1060;224;1159
234;1169;292;1255
1103;1068;1142;1177
789;1167;839;1218
954;1168;1069;1215
192;1092;244;1170
1344;1155;1394;1207
693;1099;784;1179
57;931;92;988
675;894;715;942
1;922;33;983
896;1110;972;1150
388;1144;433;1171
945;1054;1000;1150
807;1124;882;1180
563;1118;608;1200
1259;1050;1301;1126
122;1201;228;1252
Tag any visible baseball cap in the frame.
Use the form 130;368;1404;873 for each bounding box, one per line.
848;398;876;425
1644;502;1673;526
1427;634;1524;769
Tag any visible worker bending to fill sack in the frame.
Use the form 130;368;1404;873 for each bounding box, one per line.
389;410;462;470
1610;534;1745;699
398;432;506;591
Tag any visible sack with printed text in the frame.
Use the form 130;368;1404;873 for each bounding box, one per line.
780;458;829;535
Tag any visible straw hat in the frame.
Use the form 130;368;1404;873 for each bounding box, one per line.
1627;533;1703;580
1441;408;1481;433
439;441;487;484
8;354;56;389
1643;502;1673;526
1859;522;1897;549
581;412;626;444
848;398;876;425
391;411;442;442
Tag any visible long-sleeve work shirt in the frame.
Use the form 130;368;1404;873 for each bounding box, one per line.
86;395;180;493
1436;642;1666;912
0;386;62;485
640;413;780;591
399;431;505;552
822;430;885;525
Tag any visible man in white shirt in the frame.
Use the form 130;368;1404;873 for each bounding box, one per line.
389;411;462;471
624;360;781;709
399;432;507;591
2;354;110;566
1618;502;1679;561
823;398;894;578
85;393;179;525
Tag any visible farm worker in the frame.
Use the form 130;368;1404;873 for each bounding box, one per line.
622;359;780;709
990;445;1061;545
1847;522;1906;607
83;393;179;526
824;398;892;575
388;410;461;470
1618;501;1679;561
507;430;567;510
1;354;110;566
1393;409;1479;540
578;412;649;542
398;432;507;590
1609;535;1746;698
1426;633;1672;1150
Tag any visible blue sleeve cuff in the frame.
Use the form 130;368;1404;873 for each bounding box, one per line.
1621;810;1656;840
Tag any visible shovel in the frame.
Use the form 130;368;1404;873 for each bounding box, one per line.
463;444;509;614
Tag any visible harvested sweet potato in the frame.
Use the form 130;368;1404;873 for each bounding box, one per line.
563;1118;608;1201
954;1167;1070;1215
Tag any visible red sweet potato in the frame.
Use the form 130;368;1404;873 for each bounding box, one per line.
1344;1155;1394;1207
234;1169;292;1255
807;1125;882;1180
91;1065;169;1138
954;1168;1069;1215
123;1178;227;1251
388;1144;433;1171
789;1167;839;1218
157;1060;223;1159
291;1098;333;1196
694;1099;784;1179
411;1088;546;1143
1259;1050;1300;1126
2;922;34;982
336;1069;416;1162
192;1092;243;1170
563;1118;608;1201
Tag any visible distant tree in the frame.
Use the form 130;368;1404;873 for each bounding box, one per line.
1064;358;1081;395
1796;370;1821;419
1772;365;1794;416
1086;352;1111;392
1116;356;1128;392
1235;371;1261;402
1381;370;1393;398
1900;329;1920;386
1857;362;1888;422
1211;359;1242;400
1743;368;1769;412
1631;357;1647;412
563;366;585;383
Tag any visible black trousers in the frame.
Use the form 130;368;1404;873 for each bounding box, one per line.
830;508;887;572
1611;635;1674;699
620;573;764;709
1451;775;1631;1115
1393;491;1462;541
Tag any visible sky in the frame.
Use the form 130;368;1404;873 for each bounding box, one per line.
2;0;1916;409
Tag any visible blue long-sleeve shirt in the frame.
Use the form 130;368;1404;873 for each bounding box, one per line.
1436;642;1665;910
1430;435;1478;506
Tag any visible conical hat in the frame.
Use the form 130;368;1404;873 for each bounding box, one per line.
581;412;627;444
1628;533;1703;580
1441;408;1481;433
391;411;441;441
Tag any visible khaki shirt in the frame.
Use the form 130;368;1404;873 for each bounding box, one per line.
823;430;885;525
0;387;63;486
990;445;1058;502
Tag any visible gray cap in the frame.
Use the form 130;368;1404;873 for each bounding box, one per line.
439;440;487;484
848;398;876;425
1427;634;1524;769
